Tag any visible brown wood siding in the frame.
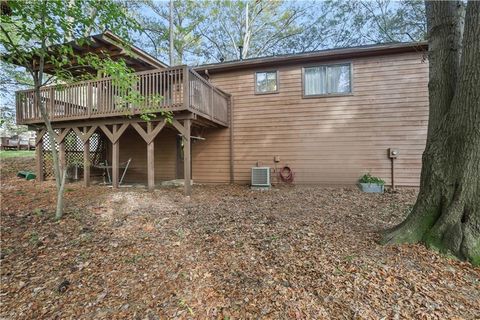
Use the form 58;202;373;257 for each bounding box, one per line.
117;128;177;183
194;52;429;186
192;128;231;183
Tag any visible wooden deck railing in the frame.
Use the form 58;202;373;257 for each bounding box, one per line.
16;66;230;126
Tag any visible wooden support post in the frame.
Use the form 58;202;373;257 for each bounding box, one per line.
147;122;155;190
147;142;155;190
35;138;44;182
183;119;191;196
112;124;119;189
83;127;90;187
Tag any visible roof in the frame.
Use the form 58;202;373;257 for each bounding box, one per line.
195;41;427;74
5;31;168;76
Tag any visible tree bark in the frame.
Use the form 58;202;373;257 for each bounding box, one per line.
35;0;66;219
381;1;480;266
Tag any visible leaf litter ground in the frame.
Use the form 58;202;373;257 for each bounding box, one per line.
1;157;479;319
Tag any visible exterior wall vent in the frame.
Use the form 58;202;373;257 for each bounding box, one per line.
251;167;271;188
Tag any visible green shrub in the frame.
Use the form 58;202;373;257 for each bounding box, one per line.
359;173;385;185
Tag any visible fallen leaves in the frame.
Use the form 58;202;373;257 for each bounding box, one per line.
1;157;479;319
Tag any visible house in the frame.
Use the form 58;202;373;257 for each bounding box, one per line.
14;32;429;194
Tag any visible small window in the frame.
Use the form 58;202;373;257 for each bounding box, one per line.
304;64;351;96
255;71;278;93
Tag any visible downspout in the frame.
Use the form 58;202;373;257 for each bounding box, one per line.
229;94;234;184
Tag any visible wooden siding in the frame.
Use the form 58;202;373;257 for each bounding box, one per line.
115;127;177;183
194;52;429;186
192;129;231;183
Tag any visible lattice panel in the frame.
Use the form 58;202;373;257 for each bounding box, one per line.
89;132;107;166
41;129;107;180
64;130;84;169
41;131;58;180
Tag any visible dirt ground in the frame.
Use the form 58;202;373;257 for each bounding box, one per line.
1;157;479;319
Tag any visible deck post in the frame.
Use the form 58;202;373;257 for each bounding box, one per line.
35;137;44;182
183;66;190;109
83;127;90;187
87;83;93;118
147;122;155;190
183;119;191;196
112;124;119;189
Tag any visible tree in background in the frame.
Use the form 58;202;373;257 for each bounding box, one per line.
131;0;426;64
130;0;206;65
0;61;33;135
198;0;305;61
348;0;426;43
1;0;139;219
382;1;479;265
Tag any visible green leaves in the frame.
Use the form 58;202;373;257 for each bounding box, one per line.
0;0;139;80
359;173;385;185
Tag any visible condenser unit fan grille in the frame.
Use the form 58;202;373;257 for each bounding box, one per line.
251;167;271;187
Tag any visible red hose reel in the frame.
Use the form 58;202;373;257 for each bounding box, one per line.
279;165;294;183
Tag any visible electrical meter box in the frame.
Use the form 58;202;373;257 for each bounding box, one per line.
388;148;399;159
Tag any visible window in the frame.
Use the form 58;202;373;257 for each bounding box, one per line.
304;64;351;96
255;71;278;93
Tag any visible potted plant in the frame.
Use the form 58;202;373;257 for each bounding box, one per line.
359;173;385;193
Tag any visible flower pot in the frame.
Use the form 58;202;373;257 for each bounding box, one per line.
359;183;384;193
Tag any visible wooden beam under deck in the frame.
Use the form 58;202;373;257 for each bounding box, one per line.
183;119;192;196
31;113;212;195
27;113;196;131
147;122;155;190
112;124;120;189
83;127;91;187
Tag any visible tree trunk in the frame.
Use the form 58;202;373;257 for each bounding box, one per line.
35;83;66;220
381;1;480;266
35;6;66;220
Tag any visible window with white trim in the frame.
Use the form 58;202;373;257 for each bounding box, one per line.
304;64;351;96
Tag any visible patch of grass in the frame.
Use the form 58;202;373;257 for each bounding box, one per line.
1;247;14;257
269;235;279;241
175;228;185;239
124;254;145;264
70;209;84;221
333;267;344;275
80;232;93;242
0;150;35;159
178;299;195;316
79;251;90;261
344;255;356;262
33;208;45;217
29;232;40;246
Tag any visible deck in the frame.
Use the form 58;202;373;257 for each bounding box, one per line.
15;66;230;127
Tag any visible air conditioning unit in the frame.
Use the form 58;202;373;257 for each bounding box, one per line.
251;167;271;188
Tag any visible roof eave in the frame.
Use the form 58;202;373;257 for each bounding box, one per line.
195;42;428;74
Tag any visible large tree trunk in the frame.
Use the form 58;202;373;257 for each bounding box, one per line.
381;1;480;266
